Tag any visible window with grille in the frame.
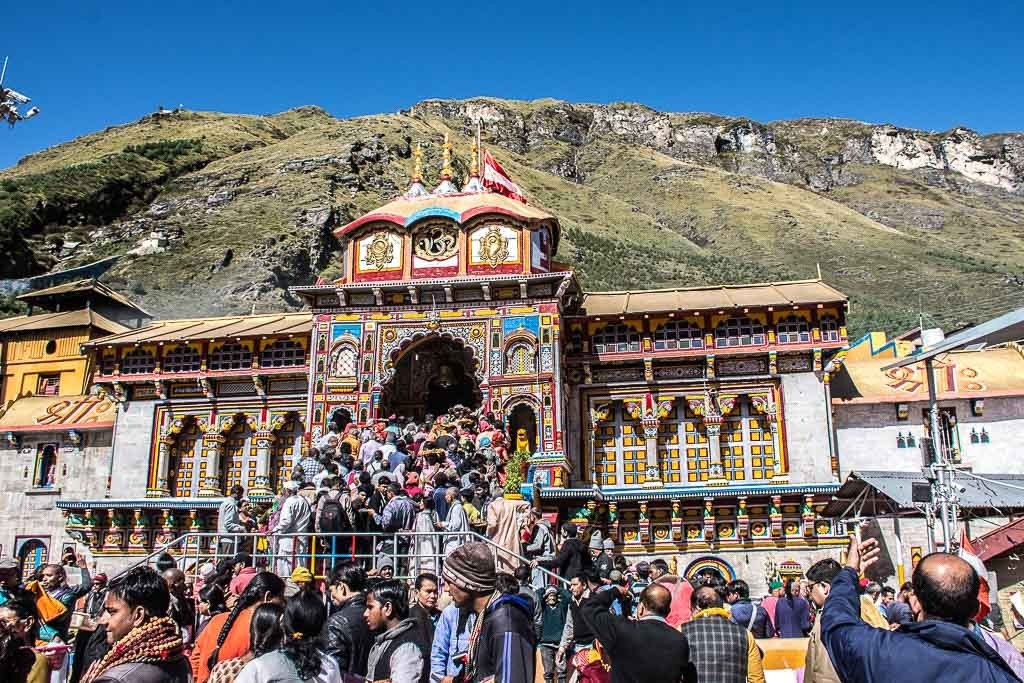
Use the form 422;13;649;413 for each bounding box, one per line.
34;444;58;488
592;323;641;353
210;343;253;371
776;315;811;344
505;342;536;374
820;316;840;342
37;375;60;396
121;347;156;374
261;340;305;368
330;343;358;377
714;317;766;348
719;398;776;481
163;345;201;373
99;354;116;375
592;405;645;486
653;320;704;351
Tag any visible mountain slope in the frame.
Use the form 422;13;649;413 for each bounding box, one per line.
2;97;1021;335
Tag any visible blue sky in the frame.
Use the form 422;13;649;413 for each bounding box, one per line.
2;1;1021;170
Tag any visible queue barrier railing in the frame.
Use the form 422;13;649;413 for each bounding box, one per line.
112;529;570;587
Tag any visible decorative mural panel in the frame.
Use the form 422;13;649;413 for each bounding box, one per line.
718;358;769;376
540;347;554;372
653;365;704;380
412;222;460;261
357;232;402;273
592;366;644;383
778;354;812;372
469;224;518;268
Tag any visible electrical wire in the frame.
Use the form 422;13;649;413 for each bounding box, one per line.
958;470;1024;493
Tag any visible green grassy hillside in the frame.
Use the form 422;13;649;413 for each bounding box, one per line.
2;98;1021;336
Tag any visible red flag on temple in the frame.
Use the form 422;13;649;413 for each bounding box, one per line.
482;150;527;203
960;528;991;620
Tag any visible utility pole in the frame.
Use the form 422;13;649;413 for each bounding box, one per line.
925;357;956;552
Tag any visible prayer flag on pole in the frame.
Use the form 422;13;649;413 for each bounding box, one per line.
482;150;527;203
960;528;991;620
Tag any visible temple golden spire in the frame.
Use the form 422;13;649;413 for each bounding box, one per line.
440;133;453;180
412;143;423;182
470;138;479;176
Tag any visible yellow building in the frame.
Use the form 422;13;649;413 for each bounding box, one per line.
0;280;149;403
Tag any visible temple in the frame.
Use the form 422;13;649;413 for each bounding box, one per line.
5;141;1022;591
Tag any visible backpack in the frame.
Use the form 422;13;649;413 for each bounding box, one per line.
318;495;349;533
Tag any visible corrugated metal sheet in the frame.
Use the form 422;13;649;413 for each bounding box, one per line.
581;280;847;317
822;470;1024;517
0;309;128;335
82;312;311;347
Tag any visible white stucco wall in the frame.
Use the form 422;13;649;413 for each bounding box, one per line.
109;399;158;497
781;372;834;483
834;396;1024;477
0;430;113;562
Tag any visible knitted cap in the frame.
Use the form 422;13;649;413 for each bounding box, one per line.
769;579;783;591
442;542;496;593
291;567;313;583
603;538;614;550
589;530;604;551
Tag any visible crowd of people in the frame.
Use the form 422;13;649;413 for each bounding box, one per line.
3;410;1024;682
214;409;535;578
5;534;1024;682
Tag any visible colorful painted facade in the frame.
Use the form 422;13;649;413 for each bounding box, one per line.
18;152;885;588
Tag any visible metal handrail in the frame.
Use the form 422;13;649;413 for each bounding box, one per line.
112;529;570;586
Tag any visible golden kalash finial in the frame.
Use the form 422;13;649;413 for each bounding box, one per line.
440;133;453;179
405;142;429;198
412;143;423;181
469;138;479;176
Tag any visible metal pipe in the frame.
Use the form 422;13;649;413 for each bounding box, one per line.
925;358;952;552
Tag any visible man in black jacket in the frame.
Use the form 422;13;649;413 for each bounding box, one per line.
408;572;441;646
443;542;536;682
580;583;697;683
532;522;591;579
324;561;374;677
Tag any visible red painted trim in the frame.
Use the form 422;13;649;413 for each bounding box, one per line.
351;269;405;282
411;265;459;278
468;263;522;276
335;213;405;237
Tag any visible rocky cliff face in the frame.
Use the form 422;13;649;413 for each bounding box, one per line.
410;99;1024;195
1;98;1021;334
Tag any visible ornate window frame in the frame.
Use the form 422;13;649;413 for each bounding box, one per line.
820;315;841;343
209;342;253;371
714;317;766;348
776;315;811;344
261;340;305;368
593;323;641;354
653;320;704;351
121;347;156;374
163;345;201;373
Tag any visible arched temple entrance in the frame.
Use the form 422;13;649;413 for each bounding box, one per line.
381;336;482;417
685;556;736;585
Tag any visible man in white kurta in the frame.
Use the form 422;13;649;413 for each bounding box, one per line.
272;481;312;575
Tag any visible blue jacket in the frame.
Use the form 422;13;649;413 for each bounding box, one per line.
429;603;475;683
822;567;1021;683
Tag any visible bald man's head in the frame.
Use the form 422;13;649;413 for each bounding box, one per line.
639;582;673;617
912;552;979;626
